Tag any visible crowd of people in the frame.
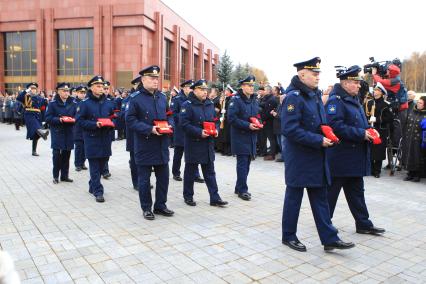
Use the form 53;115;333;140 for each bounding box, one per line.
1;56;424;252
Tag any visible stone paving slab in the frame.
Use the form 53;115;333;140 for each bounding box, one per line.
0;124;425;283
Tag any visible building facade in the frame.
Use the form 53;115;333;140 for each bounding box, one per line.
0;0;219;93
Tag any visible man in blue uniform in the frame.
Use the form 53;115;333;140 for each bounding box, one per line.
126;65;174;220
73;85;88;171
16;82;49;156
76;75;115;203
45;83;76;184
325;65;386;235
180;79;228;207
171;80;204;183
227;75;260;201
281;57;355;252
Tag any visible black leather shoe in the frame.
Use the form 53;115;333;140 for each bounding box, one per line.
194;177;205;183
412;176;421;182
356;226;385;235
36;128;49;140
143;211;155;220
404;175;414;181
61;178;73;182
153;208;174;217
103;173;111;179
210;200;228;207
173;176;183;181
234;191;251;196
75;167;82;172
32;151;39;156
282;239;307;252
238;192;251;201
53;178;59;184
95;196;105;203
185;199;197;206
324;240;355;251
81;165;88;170
374;174;380;178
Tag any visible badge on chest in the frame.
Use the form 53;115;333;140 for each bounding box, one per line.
327;104;337;115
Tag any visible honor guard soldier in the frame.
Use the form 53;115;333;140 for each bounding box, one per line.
76;76;115;203
126;65;175;220
16;82;49;156
281;57;355;252
325;65;386;235
73;85;88;171
180;79;228;207
171;79;204;183
45;83;76;184
227;75;260;201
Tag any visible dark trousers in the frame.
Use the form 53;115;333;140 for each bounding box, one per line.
263;123;277;156
183;162;220;202
88;157;108;197
32;135;40;152
371;160;382;175
328;177;374;230
235;155;251;194
74;140;86;168
129;151;138;188
52;149;71;179
102;157;110;175
137;164;169;212
282;186;339;245
172;146;200;178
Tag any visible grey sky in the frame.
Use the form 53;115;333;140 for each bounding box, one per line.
162;0;424;88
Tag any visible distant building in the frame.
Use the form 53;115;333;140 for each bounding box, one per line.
0;0;219;93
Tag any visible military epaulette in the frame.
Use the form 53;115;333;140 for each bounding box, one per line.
82;98;89;101
384;100;390;105
130;91;140;98
234;95;241;99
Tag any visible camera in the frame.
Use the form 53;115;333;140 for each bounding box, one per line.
363;57;390;77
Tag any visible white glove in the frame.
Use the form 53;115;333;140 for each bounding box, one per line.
369;116;376;123
221;109;226;114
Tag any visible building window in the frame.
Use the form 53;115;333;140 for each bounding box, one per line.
163;39;172;81
180;47;187;84
203;59;208;80
3;31;37;93
57;29;93;85
193;54;199;80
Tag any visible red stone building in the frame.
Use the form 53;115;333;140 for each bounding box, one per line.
0;0;219;93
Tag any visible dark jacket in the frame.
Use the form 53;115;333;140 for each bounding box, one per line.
227;90;259;156
75;91;115;159
365;97;394;161
401;105;426;172
45;96;77;150
126;86;171;166
170;91;189;146
180;93;216;164
326;83;371;177
281;75;330;187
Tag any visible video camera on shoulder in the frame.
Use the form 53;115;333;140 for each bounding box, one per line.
363;57;389;77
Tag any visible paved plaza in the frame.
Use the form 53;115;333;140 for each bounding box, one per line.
0;123;425;284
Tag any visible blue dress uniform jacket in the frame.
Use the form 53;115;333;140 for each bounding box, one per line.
281;75;330;187
227;90;259;156
122;95;134;152
73;98;84;141
170;91;188;147
45;96;77;150
180;93;215;164
16;91;47;140
325;83;371;177
126;86;171;166
75;91;115;159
